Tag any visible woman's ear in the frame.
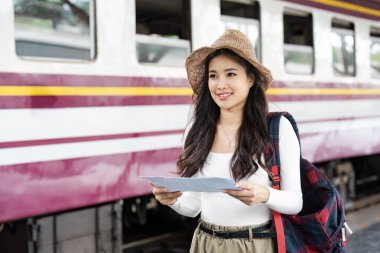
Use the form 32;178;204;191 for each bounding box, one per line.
249;74;255;87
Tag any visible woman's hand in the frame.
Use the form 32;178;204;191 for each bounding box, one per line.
224;182;270;206
153;187;183;205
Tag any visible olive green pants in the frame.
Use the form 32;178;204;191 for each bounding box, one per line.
190;220;275;253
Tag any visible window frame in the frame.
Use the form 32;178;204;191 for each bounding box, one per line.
135;34;191;66
369;27;380;79
135;0;191;67
282;9;315;75
221;14;262;61
13;0;97;62
220;0;262;62
331;25;356;77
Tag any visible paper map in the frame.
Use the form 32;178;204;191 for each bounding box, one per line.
142;176;240;192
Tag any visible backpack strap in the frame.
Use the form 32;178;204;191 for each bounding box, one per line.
265;112;283;171
265;111;290;253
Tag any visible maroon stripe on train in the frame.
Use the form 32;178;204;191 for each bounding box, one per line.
297;114;380;124
1;93;380;109
0;72;189;87
273;81;380;89
282;0;380;21
0;130;185;149
1;72;380;89
0;96;192;109
0;148;181;223
1;94;380;109
268;94;380;101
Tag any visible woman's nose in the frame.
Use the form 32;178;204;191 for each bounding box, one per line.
217;77;227;90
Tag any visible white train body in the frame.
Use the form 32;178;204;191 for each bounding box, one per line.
0;1;380;251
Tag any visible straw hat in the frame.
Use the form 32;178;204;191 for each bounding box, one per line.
185;29;273;95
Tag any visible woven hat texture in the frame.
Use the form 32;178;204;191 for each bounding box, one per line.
185;29;273;95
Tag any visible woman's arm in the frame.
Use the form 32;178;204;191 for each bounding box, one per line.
169;191;202;217
265;116;303;215
153;187;201;217
222;117;302;214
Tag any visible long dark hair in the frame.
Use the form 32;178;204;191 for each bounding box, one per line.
177;49;272;181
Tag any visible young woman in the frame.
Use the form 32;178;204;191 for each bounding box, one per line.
153;29;302;253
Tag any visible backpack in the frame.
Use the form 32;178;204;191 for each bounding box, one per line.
264;112;349;253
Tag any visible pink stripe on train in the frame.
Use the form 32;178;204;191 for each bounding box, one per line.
0;148;181;223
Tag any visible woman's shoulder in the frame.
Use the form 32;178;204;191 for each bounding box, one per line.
279;116;296;138
279;115;292;128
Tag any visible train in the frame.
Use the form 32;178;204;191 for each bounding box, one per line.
1;0;380;252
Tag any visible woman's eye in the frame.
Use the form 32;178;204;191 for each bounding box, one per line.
209;74;216;79
227;72;236;77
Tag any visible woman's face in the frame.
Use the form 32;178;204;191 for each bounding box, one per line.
208;54;254;112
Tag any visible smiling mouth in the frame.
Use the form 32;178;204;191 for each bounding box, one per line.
217;92;233;99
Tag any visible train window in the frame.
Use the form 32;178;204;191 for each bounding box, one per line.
370;28;380;79
283;10;314;75
13;0;96;61
135;0;191;67
331;19;356;76
221;0;261;61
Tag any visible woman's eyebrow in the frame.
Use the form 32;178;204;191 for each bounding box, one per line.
208;68;239;73
224;68;238;72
